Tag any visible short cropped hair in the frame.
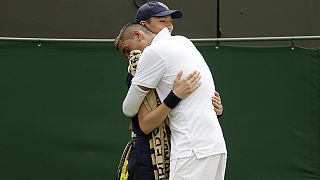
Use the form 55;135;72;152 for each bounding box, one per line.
114;22;151;51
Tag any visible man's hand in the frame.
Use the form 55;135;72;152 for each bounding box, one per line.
212;91;223;116
172;71;201;99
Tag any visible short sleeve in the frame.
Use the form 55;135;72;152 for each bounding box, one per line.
131;47;166;88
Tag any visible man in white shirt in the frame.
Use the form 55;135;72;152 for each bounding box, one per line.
135;1;224;117
115;23;227;180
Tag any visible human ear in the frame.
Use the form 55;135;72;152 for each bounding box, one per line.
140;21;147;26
133;30;142;41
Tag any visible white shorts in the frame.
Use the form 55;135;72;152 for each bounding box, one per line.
169;153;227;180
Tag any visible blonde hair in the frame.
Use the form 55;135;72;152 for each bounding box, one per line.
114;22;151;51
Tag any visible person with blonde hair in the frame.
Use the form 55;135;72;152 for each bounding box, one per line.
116;2;225;180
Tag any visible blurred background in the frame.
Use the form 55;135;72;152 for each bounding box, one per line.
0;0;319;46
0;0;319;180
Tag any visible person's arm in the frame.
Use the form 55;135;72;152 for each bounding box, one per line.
138;103;171;134
122;84;149;117
123;69;201;117
122;49;163;117
137;71;201;134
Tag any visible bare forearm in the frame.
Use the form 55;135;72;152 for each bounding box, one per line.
138;103;171;134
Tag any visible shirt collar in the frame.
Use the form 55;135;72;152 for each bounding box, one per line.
151;27;171;44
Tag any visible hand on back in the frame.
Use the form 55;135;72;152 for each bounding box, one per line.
172;71;201;99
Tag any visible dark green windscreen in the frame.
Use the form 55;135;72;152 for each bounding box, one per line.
0;41;319;180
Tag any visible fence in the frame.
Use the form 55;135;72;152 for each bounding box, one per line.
0;37;319;180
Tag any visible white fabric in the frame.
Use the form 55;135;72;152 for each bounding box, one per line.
122;84;149;117
131;28;227;160
169;152;227;180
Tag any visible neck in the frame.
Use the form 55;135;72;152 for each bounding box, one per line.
144;33;156;46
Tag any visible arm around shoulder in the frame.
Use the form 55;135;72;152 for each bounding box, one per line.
122;84;150;117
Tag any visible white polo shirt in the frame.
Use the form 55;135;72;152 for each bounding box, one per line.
131;28;227;160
